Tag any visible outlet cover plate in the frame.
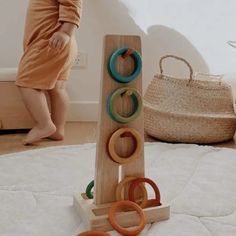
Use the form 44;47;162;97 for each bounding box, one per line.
73;52;88;69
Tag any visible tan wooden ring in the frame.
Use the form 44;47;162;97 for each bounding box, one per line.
108;128;142;164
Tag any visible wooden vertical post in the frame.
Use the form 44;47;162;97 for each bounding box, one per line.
94;35;144;205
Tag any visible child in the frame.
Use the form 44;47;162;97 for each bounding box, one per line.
16;0;82;145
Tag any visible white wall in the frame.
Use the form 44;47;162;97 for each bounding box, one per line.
0;0;236;120
120;0;236;74
0;1;28;67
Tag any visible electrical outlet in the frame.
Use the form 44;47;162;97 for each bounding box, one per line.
73;52;88;69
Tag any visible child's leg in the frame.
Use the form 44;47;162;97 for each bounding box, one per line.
48;81;69;140
19;87;56;144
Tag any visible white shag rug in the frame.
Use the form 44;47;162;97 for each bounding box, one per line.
0;142;236;236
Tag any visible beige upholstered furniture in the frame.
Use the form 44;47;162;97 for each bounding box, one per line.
0;68;34;129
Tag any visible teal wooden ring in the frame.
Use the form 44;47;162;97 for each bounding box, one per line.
86;180;94;199
107;87;142;124
108;48;142;83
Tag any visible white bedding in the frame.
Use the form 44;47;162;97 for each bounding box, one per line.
0;142;236;236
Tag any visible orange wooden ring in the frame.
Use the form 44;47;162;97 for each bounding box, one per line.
108;128;142;164
116;177;148;208
77;231;111;236
129;177;161;207
108;200;146;236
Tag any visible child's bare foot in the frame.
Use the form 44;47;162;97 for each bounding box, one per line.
24;122;56;145
48;130;65;141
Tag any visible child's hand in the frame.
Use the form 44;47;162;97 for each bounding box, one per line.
49;31;70;50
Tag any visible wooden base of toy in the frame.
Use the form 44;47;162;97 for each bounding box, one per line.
74;193;170;232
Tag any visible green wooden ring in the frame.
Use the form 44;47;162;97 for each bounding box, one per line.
86;180;94;199
108;48;142;83
107;87;142;124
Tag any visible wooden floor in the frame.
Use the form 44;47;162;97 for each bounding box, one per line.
0;122;235;155
0;122;97;155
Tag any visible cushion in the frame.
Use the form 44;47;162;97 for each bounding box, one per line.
0;68;18;82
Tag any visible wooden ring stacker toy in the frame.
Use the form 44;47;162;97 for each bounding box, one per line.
108;128;142;164
107;87;142;124
77;231;111;236
108;200;146;236
129;177;162;208
116;177;148;208
86;180;94;199
108;47;142;83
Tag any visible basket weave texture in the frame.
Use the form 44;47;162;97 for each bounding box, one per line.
144;55;236;144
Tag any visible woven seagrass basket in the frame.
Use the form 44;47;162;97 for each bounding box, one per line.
144;55;236;144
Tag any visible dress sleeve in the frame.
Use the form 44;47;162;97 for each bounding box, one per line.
57;0;82;27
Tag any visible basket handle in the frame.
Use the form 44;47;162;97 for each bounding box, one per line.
159;55;194;82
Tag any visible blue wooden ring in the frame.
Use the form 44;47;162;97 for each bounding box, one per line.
86;180;94;199
107;88;142;124
108;48;142;83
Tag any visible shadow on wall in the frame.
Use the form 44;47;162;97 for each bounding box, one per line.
92;0;209;91
143;25;210;90
63;0;213;105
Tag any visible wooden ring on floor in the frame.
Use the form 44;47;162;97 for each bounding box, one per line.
108;128;142;164
107;87;142;124
108;200;146;236
116;177;148;208
129;177;162;207
108;47;142;83
77;231;111;236
86;180;94;199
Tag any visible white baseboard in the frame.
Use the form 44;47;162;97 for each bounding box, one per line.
67;101;99;122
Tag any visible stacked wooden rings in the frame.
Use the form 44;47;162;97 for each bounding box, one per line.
107;48;142;167
107;87;142;124
116;177;161;208
129;177;162;208
108;47;142;83
115;177;148;208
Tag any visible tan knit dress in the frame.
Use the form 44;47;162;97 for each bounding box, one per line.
16;0;82;90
